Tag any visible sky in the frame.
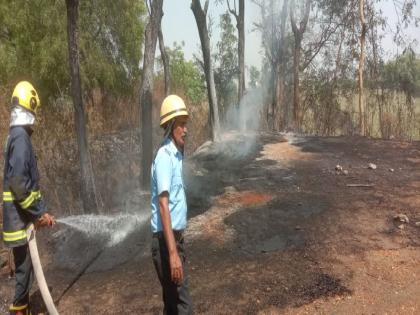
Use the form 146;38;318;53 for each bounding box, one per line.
162;1;262;68
162;1;420;74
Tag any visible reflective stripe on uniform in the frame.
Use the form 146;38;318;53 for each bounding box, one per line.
2;191;13;201
9;303;28;311
19;191;41;209
3;190;42;207
3;230;27;242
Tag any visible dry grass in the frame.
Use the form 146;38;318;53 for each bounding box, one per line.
0;81;209;218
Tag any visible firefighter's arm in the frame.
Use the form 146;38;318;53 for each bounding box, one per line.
159;192;183;284
8;135;47;219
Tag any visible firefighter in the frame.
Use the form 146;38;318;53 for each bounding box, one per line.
2;81;55;315
151;95;193;314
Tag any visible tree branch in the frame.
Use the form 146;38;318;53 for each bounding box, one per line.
227;0;239;20
300;0;311;34
290;5;298;35
204;0;209;15
146;0;152;16
301;13;347;70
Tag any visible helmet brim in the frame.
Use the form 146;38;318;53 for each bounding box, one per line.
160;110;189;126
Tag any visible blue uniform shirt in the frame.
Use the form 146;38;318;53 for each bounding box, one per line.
150;138;187;233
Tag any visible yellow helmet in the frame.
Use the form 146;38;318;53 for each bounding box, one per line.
11;81;41;114
160;95;189;127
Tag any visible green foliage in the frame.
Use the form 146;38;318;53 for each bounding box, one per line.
214;12;238;111
383;48;420;98
165;43;206;104
79;0;144;95
248;66;260;88
0;0;145;101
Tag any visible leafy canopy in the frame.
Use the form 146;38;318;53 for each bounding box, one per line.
214;12;238;110
0;0;145;100
165;42;206;105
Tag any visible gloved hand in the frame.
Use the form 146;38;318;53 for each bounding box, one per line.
35;213;56;229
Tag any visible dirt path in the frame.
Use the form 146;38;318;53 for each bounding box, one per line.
1;132;419;314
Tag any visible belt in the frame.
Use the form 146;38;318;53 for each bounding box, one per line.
153;230;184;241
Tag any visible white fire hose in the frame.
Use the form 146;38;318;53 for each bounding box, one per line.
26;223;59;315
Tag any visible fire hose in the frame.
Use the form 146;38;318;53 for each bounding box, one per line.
26;223;59;315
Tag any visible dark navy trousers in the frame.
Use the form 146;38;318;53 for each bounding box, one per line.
152;235;193;315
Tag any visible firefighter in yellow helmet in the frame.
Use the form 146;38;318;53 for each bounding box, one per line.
150;95;193;314
2;81;55;315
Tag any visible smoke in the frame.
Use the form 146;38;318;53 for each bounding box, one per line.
223;86;265;133
197;82;268;158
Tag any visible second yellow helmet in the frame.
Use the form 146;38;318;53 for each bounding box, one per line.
159;95;189;127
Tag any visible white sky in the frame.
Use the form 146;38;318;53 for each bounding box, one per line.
162;0;420;72
162;1;262;69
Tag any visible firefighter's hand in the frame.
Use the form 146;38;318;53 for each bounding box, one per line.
169;252;183;285
35;213;56;229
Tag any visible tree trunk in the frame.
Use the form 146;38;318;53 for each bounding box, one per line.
278;0;289;130
292;36;301;129
370;21;385;138
159;25;171;96
237;0;245;105
191;0;220;141
290;0;311;130
358;0;366;136
140;0;163;189
65;0;101;214
269;0;276;130
277;74;285;130
271;67;278;130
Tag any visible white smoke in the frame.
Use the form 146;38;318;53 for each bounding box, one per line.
224;86;265;132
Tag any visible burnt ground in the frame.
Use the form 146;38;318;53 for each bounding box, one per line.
1;132;420;314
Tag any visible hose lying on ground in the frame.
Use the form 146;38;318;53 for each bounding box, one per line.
26;223;60;315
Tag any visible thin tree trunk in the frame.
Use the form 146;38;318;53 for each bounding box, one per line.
271;67;278;130
290;0;311;130
191;0;220;141
269;0;276;130
65;0;100;214
227;0;245;106
140;0;163;189
370;20;385;138
238;0;245;104
278;0;289;130
292;36;301;128
159;26;171;96
358;0;366;135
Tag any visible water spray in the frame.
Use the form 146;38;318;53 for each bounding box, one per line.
53;213;150;304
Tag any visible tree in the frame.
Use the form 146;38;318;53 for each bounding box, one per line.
78;1;145;96
358;0;367;135
164;43;206;104
227;0;245;104
248;66;261;88
158;25;171;96
277;0;290;129
140;0;163;188
0;0;145;99
253;0;291;131
191;0;221;141
384;48;420;106
290;0;311;130
65;0;101;214
214;12;238;119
